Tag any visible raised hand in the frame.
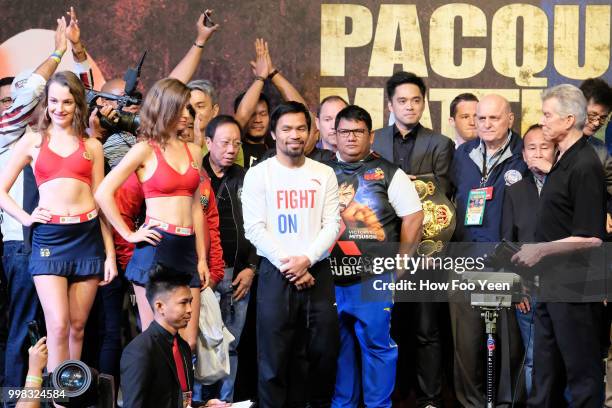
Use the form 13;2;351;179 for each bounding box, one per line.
54;16;68;54
250;38;271;78
264;40;276;74
196;9;219;45
65;6;80;45
28;337;48;373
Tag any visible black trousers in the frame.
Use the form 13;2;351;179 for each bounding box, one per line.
449;298;526;407
392;302;443;407
528;302;604;408
256;258;339;408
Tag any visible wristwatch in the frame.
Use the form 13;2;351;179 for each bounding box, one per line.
247;263;258;275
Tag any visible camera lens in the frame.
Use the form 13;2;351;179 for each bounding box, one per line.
52;360;93;396
57;365;86;391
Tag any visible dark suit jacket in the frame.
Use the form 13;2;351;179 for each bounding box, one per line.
120;320;194;408
501;173;539;242
372;124;455;195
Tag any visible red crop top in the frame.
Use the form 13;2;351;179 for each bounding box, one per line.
34;136;93;187
141;143;200;198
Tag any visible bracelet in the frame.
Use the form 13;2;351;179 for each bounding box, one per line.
50;56;61;64
53;49;65;57
193;42;205;49
26;375;43;384
254;75;266;83
268;69;279;80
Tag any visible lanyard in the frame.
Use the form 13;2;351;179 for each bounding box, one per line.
480;141;511;187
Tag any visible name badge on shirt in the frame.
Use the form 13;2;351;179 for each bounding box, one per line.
465;189;487;226
474;186;494;200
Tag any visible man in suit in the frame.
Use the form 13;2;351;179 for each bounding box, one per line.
372;71;453;408
372;71;454;196
121;266;228;408
501;124;555;398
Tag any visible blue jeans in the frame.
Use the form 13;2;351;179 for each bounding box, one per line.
516;298;536;397
2;241;41;388
195;268;250;402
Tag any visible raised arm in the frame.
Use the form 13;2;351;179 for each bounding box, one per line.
235;39;270;128
168;11;219;83
264;41;318;153
33;17;68;81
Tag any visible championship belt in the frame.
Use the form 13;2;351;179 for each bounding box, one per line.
412;174;456;256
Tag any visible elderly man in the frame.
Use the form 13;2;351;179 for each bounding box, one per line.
450;94;527;407
513;85;606;408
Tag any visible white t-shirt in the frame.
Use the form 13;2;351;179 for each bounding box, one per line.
242;157;340;269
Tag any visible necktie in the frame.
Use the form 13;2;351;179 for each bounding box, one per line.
172;336;188;392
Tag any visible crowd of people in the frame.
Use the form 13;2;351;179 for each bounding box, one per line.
1;6;612;408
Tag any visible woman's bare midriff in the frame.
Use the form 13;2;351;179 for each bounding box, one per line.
37;179;96;215
145;195;194;227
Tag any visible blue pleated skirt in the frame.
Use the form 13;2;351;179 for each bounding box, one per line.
125;229;200;288
29;217;104;279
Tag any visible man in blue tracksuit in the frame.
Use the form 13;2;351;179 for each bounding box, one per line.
450;94;528;407
327;105;423;408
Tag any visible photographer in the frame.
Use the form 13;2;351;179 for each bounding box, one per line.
15;337;48;408
89;9;219;168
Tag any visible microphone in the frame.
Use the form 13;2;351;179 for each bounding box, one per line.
123;51;147;96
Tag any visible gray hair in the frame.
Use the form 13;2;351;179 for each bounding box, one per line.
187;79;218;106
541;84;587;130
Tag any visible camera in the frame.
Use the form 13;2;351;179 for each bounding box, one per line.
86;51;146;135
87;89;141;135
43;360;114;408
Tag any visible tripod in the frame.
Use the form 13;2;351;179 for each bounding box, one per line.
481;307;500;408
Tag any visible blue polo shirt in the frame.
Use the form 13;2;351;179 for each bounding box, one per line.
452;131;528;242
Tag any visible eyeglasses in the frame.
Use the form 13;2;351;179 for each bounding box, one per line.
336;128;369;138
587;112;610;125
0;97;12;105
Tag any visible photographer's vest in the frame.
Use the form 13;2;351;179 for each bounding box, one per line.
327;153;402;285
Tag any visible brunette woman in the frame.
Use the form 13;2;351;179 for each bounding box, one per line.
0;71;116;371
95;77;209;351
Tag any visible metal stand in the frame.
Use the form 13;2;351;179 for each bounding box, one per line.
481;307;499;408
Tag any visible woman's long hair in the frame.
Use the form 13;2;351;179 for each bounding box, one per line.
37;71;88;137
138;78;191;146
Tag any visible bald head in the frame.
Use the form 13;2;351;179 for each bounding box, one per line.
476;94;515;149
101;78;126;96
